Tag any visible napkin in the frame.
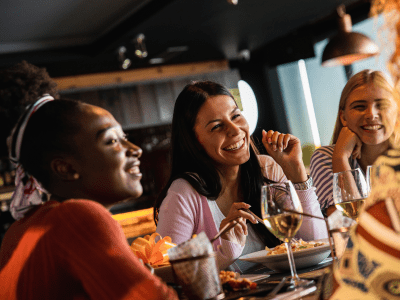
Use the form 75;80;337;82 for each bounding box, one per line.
325;149;400;300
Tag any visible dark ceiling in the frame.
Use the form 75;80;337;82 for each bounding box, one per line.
0;0;372;78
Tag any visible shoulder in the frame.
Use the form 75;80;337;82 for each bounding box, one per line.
310;146;335;174
163;178;204;210
311;145;335;159
49;199;124;245
168;178;201;198
51;199;117;231
55;199;110;217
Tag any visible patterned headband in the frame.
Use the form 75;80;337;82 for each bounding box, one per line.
9;94;54;164
9;95;54;220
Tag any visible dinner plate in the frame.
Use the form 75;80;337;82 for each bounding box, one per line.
238;239;331;272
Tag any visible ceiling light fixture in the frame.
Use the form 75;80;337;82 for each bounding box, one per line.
321;4;379;67
133;34;148;59
118;46;131;70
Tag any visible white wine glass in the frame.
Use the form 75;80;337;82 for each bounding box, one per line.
261;181;313;289
333;168;369;222
366;165;381;194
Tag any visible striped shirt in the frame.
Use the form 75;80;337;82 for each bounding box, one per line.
309;145;360;214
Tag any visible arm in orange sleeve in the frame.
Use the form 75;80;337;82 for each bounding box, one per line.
51;200;178;300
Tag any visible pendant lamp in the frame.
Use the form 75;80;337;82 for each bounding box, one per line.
321;5;379;67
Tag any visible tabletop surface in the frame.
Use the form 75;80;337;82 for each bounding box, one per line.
175;257;333;299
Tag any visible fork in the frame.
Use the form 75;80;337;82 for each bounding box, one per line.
237;276;287;300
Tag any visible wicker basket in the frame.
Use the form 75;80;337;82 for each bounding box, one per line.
169;252;225;300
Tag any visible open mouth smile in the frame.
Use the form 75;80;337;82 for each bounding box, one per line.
126;161;142;176
361;125;383;131
223;138;245;151
127;166;141;174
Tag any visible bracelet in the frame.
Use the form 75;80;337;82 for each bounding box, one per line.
292;175;313;190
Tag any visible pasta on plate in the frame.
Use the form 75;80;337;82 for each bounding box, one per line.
266;239;326;256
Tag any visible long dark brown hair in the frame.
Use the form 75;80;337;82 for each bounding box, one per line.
154;81;280;247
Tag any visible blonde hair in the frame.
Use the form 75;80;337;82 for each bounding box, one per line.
331;69;400;148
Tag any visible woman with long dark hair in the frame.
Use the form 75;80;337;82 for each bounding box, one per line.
154;81;326;272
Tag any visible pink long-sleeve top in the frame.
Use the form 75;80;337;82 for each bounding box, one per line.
156;155;327;270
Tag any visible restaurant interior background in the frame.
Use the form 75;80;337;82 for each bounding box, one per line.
0;0;395;243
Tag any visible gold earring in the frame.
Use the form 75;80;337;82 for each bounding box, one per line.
73;173;80;180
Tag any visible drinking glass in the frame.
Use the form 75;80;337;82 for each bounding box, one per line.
333;168;369;222
261;181;313;289
366;165;380;194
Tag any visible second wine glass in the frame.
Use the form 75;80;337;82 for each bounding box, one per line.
261;181;313;289
333;168;369;222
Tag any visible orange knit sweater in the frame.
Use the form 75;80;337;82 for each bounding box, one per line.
0;200;177;300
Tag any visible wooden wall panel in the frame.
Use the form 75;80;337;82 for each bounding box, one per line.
154;83;175;122
54;60;229;91
119;87;143;126
137;85;159;125
61;68;241;129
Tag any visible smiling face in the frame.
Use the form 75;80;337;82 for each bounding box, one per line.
70;104;143;205
340;83;399;146
194;95;250;169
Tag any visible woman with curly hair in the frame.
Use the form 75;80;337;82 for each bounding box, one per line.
0;60;59;158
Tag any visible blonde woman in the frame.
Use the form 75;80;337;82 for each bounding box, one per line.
310;69;400;216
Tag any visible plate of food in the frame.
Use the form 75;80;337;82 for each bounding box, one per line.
238;238;331;272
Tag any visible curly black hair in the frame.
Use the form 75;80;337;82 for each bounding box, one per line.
0;61;59;158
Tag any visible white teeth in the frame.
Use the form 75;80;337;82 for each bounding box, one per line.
225;139;245;151
363;125;382;130
128;167;138;174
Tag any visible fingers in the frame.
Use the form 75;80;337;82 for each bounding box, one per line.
352;139;362;159
226;202;258;224
262;129;292;152
228;217;250;236
231;217;248;236
335;127;363;160
220;203;258;245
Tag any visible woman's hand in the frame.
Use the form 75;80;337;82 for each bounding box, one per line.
332;127;362;173
262;130;307;183
219;202;258;247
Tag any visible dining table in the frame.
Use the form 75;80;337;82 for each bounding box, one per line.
171;256;333;300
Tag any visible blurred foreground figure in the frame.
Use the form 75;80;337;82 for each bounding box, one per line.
0;94;178;299
325;149;400;299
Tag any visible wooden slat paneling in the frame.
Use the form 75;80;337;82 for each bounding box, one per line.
54;60;229;91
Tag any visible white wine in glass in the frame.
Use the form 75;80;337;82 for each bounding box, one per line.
261;181;313;289
263;212;303;242
333;168;369;222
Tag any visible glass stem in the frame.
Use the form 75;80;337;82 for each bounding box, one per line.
285;241;300;285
